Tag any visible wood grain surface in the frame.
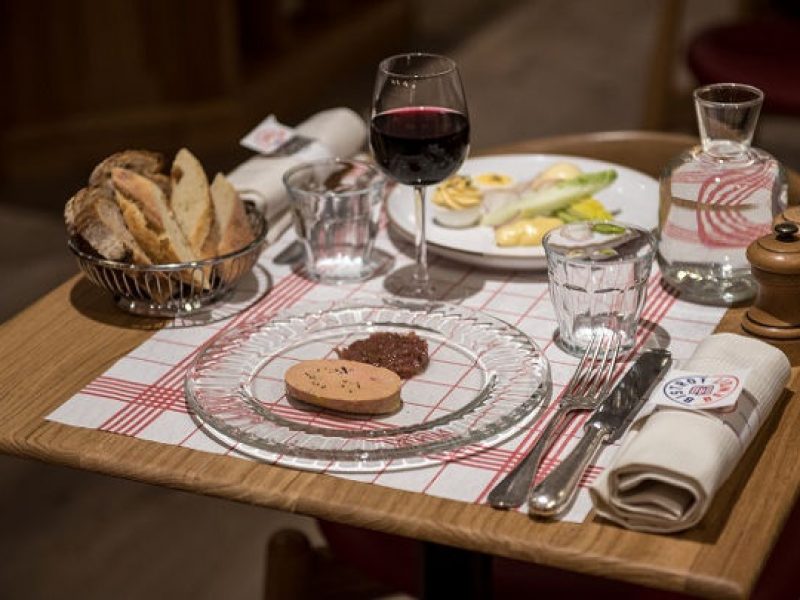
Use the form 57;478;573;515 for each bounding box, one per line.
2;132;799;599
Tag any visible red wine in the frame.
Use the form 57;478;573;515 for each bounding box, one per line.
370;107;469;186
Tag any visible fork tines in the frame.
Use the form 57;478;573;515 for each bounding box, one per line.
566;331;622;399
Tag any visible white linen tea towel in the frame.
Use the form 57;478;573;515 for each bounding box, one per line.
590;333;790;533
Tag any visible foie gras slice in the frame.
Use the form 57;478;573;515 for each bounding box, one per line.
284;359;402;415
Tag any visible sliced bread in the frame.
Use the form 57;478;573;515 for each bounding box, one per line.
111;167;198;266
285;359;402;415
89;150;165;192
65;186;152;264
209;172;255;255
170;148;213;257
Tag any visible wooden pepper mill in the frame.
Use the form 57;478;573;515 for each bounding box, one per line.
743;221;800;339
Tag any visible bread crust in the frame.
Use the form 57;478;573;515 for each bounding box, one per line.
210;172;255;255
170;148;213;257
112;168;198;266
65;187;152;264
66;149;256;297
89;150;165;192
285;359;402;415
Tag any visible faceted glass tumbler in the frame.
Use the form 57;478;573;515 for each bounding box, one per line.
543;222;656;356
657;83;787;305
284;159;386;284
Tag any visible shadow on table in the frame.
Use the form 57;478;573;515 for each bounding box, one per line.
69;266;273;330
639;319;672;352
381;226;558;303
69;277;167;330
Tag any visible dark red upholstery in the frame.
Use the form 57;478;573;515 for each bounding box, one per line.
687;18;800;115
318;496;800;598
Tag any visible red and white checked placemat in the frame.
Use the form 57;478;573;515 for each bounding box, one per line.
48;225;726;522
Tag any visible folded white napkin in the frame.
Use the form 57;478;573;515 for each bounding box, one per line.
590;333;790;533
226;107;368;225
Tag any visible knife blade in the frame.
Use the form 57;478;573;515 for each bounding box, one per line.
527;348;672;517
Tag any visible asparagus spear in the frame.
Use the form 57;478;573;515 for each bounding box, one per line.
481;169;618;227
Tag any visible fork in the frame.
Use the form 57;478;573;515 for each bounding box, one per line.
487;331;622;509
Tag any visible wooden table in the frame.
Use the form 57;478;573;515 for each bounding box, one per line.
2;132;799;599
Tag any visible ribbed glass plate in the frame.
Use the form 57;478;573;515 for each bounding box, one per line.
185;296;551;472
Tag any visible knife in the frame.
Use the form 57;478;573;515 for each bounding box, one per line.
527;348;672;517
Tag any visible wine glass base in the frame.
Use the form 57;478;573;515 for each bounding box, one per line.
383;264;436;302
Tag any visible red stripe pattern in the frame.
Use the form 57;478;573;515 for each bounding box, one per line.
664;160;778;248
47;223;726;522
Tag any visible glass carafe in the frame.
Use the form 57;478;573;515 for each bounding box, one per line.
657;83;787;305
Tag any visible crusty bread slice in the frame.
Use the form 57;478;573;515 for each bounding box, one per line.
111;168;198;266
209;172;255;255
65;186;152;264
170;148;213;257
89;150;165;192
149;173;172;200
285;359;402;415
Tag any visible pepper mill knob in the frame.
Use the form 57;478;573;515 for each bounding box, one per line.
742;221;800;339
774;221;798;241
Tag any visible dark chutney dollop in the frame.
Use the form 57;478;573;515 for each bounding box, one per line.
335;332;429;379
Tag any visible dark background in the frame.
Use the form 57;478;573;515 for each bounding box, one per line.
2;0;798;326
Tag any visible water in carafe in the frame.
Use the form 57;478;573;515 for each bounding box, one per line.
657;83;787;305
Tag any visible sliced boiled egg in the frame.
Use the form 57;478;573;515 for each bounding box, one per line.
473;172;515;190
434;205;481;228
433;175;482;209
432;175;483;228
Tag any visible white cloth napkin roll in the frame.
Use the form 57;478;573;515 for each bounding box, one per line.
590;333;791;533
226;107;368;224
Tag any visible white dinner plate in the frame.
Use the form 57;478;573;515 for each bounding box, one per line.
385;154;659;270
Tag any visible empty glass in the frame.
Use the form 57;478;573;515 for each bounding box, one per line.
283;159;385;283
543;221;656;356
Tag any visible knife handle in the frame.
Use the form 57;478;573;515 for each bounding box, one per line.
527;422;608;517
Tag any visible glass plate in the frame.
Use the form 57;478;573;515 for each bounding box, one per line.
185;296;551;472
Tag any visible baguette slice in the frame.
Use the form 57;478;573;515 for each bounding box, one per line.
285;359;402;415
170;148;213;257
89;150;165;192
209;172;255;255
65;186;152;264
112;168;198;266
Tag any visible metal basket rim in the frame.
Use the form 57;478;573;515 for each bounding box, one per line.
66;202;268;272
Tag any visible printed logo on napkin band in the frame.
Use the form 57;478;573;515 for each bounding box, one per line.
240;115;296;154
652;368;749;411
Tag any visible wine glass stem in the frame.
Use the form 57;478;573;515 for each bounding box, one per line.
413;185;430;289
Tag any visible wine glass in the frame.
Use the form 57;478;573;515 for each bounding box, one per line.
370;53;470;299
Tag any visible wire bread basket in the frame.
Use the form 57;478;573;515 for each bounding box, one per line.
68;202;268;317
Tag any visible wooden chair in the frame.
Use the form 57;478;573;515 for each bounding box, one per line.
490;130;695;178
687;9;800;117
264;529;397;599
642;0;800;131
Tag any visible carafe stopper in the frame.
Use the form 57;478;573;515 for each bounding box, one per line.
742;221;800;339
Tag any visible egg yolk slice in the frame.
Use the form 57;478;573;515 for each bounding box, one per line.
473;172;514;189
